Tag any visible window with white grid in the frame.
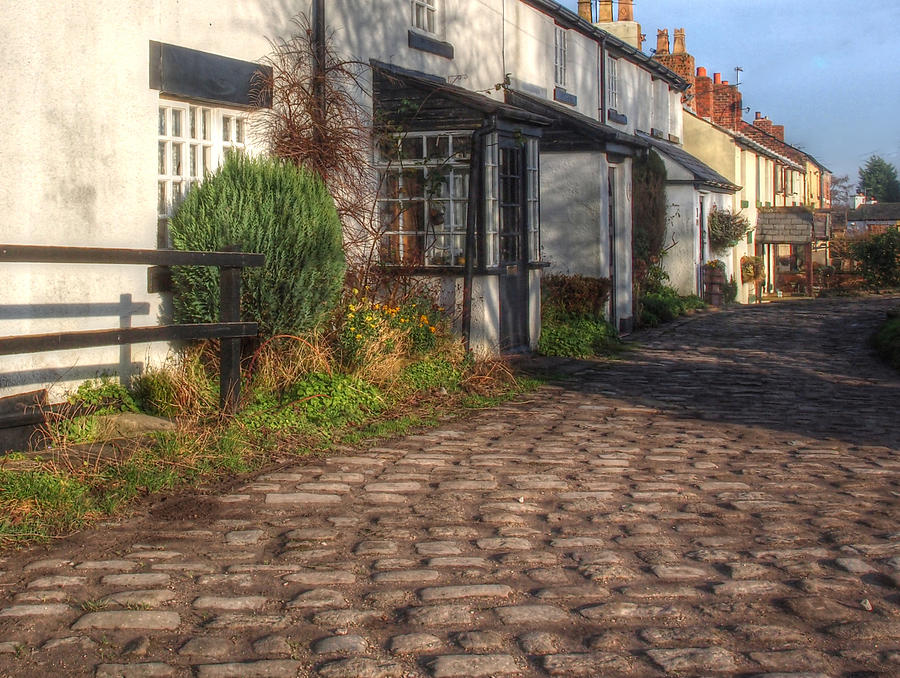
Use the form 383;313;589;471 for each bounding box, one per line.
157;101;247;243
606;56;619;111
554;27;567;88
526;137;541;262
411;0;437;34
376;131;472;266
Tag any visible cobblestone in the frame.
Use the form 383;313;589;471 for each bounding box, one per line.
0;298;898;676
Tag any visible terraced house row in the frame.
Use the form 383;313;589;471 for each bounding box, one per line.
0;0;832;401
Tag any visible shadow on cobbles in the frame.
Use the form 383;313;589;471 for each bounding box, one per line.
521;297;900;450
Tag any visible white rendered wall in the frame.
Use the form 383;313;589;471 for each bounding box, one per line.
0;2;293;399
540;153;607;279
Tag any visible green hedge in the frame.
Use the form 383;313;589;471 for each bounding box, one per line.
169;154;345;337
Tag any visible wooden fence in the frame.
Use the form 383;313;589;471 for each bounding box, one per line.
0;244;263;420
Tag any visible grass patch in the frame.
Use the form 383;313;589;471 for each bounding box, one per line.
1;328;539;548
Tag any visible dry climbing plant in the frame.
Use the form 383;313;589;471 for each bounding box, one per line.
252;13;377;270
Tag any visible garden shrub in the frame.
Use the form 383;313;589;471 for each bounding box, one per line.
337;291;445;368
640;287;704;327
724;275;738;304
872;311;900;370
538;315;619;358
851;228;900;290
541;274;611;318
169;153;346;337
539;274;619;358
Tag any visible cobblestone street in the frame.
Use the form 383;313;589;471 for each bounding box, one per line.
0;297;898;678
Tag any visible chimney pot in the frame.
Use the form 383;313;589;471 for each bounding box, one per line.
577;0;593;22
673;28;686;54
618;0;634;22
597;0;613;22
755;111;762;119
722;80;729;85
697;66;707;77
713;72;721;84
656;29;670;55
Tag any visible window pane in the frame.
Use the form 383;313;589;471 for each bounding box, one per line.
158;108;166;136
202;110;210;141
172;143;183;176
429;200;448;229
401;136;423;160
453;172;469;198
236;118;245;144
171;109;182;137
189;144;198;178
402;169;425;198
222;116;232;142
379;171;401;199
401;201;425;232
158;141;167;174
427;135;449;159
157;182;167;215
203;146;212;174
452;135;471;160
190;107;197;139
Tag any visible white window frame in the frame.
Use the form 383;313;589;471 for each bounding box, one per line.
554;27;567;88
376;131;471;267
606;56;619;111
411;0;438;35
157;99;248;240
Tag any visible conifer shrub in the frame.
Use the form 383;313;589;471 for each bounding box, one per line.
169;153;345;337
538;274;619;358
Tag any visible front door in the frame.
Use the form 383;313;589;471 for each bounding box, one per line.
498;141;529;351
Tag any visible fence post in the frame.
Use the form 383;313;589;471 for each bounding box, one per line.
219;245;242;414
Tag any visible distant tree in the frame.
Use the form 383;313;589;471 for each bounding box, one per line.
857;155;900;202
829;174;852;207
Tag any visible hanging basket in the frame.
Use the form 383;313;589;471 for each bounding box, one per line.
740;255;765;285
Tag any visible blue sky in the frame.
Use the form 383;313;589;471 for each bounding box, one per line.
558;0;900;183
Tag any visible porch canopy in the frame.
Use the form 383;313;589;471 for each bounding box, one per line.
755;207;816;297
636;131;739;194
756;207;815;245
504;88;640;156
371;61;550;132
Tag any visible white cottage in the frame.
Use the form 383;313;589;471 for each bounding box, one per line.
0;0;682;428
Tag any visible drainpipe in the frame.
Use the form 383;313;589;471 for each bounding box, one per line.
462;117;496;351
598;35;607;124
312;0;326;171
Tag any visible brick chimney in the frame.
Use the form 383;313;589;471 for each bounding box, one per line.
597;0;613;22
656;29;670;55
712;77;742;130
653;27;694;101
673;28;686;54
772;124;785;141
694;66;714;119
595;0;641;49
578;0;593;22
753;112;775;136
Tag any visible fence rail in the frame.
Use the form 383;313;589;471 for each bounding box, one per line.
0;244;263;418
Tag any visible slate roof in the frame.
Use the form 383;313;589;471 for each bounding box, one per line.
756;207;815;244
848;203;900;222
505;89;641;151
635;132;739;193
371;61;551;130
